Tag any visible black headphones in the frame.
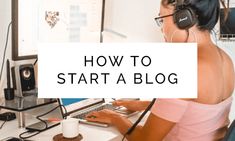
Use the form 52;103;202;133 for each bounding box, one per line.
173;0;197;30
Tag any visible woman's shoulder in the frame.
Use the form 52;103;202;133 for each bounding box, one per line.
217;47;234;70
195;45;234;104
197;45;234;82
218;47;235;97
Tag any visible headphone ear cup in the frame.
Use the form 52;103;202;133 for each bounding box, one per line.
173;7;197;29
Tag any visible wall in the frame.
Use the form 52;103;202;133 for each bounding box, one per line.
0;0;12;97
103;0;163;42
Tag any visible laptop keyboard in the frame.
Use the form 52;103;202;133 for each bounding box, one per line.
74;104;116;119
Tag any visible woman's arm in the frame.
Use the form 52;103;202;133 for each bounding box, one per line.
86;110;175;141
112;100;150;111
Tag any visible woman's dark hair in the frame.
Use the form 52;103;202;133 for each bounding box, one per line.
161;0;230;31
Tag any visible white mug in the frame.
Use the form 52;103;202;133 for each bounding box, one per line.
61;118;79;138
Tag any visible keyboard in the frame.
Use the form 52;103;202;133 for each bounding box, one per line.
74;104;116;119
73;104;138;127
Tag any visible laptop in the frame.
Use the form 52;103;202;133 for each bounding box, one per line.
58;98;138;127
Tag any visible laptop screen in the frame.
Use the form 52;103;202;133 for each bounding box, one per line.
59;98;104;115
61;98;87;106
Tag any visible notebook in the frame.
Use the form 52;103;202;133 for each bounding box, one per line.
58;98;138;127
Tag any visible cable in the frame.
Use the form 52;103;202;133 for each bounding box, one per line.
36;105;62;128
121;98;156;141
33;59;38;66
100;0;105;43
19;104;67;139
36;104;67;126
0;21;12;81
60;104;68;119
0;120;7;129
19;131;41;139
185;29;189;42
211;29;218;46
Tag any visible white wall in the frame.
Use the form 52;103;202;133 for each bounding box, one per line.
103;0;163;42
0;0;12;97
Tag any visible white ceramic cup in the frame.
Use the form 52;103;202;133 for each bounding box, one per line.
61;118;79;138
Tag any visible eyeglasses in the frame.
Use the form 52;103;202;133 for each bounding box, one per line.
155;13;174;27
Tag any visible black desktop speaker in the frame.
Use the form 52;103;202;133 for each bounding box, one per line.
11;64;36;97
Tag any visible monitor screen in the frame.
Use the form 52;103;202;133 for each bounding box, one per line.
220;8;235;39
12;0;104;60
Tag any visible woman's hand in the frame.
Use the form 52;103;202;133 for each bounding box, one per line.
85;109;121;124
112;100;150;112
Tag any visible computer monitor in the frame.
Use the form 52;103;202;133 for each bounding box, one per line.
11;0;105;61
220;7;235;39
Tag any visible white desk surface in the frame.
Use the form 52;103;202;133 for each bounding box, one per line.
0;102;147;141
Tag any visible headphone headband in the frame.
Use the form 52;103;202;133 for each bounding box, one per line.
176;0;186;10
176;0;184;6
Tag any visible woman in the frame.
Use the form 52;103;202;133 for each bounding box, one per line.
86;0;234;140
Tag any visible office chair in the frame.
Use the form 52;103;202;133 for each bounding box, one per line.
223;119;235;141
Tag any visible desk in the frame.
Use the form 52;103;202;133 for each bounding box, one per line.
0;103;148;141
0;95;57;128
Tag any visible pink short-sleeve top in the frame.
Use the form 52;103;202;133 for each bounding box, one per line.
151;97;233;141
